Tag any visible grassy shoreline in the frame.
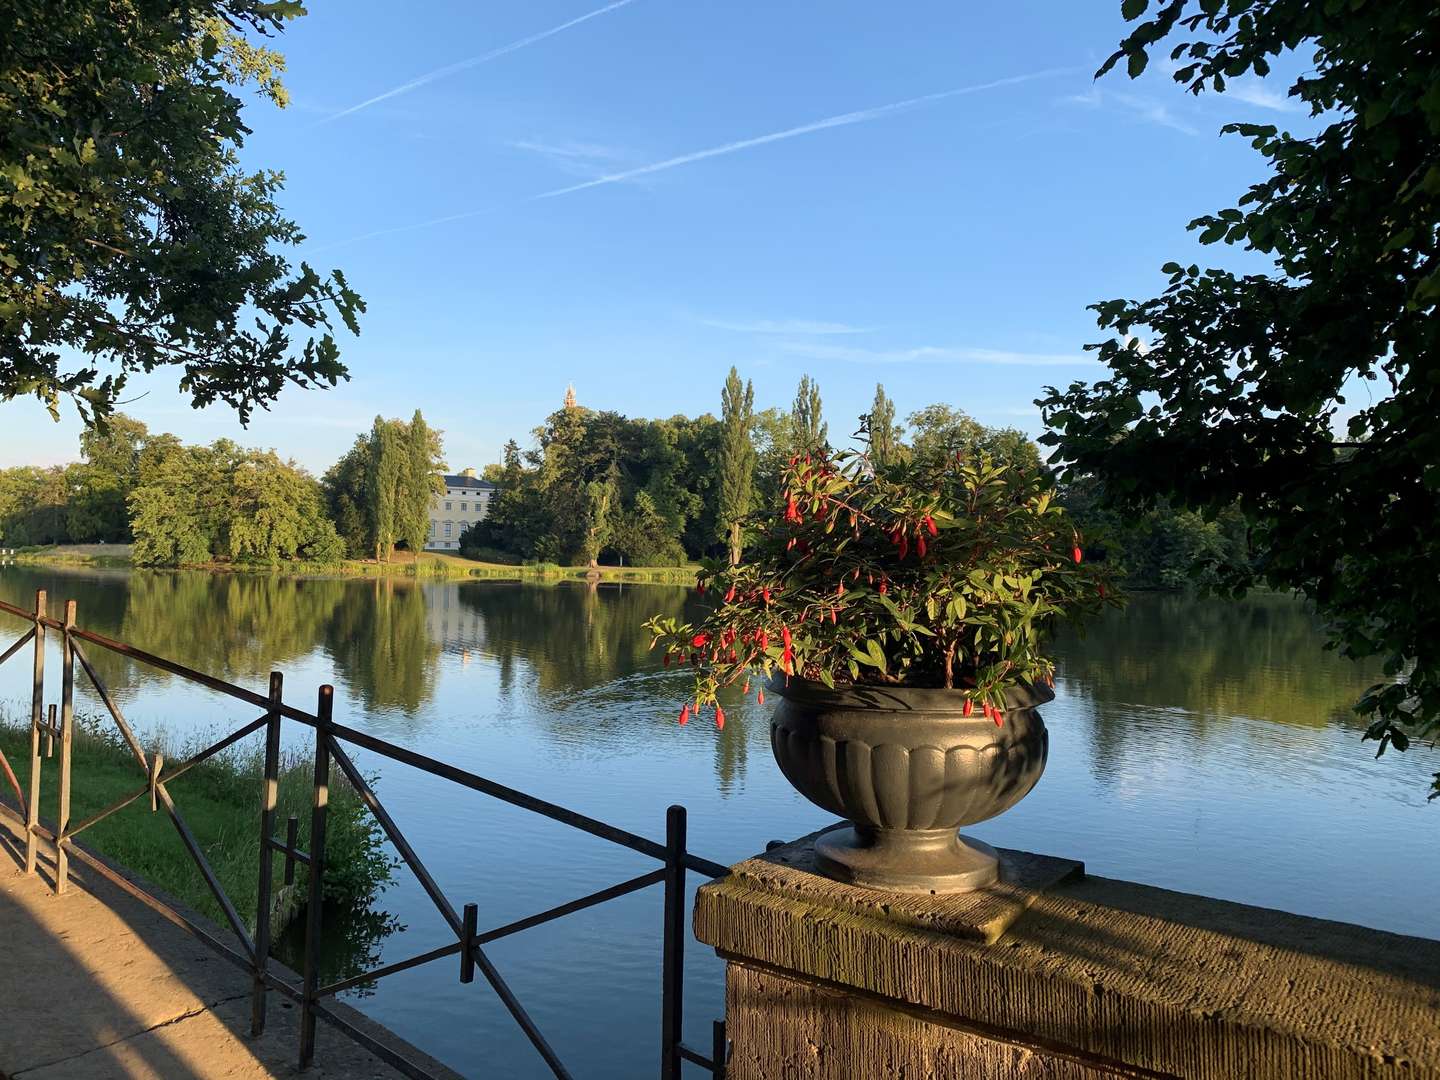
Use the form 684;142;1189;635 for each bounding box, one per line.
0;707;393;937
6;545;699;586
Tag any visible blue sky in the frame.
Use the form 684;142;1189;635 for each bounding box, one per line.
2;1;1307;474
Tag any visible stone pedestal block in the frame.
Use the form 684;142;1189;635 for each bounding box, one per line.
695;828;1440;1079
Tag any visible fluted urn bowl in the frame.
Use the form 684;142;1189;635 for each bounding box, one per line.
769;678;1053;893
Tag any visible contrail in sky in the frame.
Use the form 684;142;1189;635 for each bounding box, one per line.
322;0;641;123
313;65;1082;249
530;66;1081;200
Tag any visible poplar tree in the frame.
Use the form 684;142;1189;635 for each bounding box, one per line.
791;374;828;456
401;410;443;555
718;367;756;566
868;384;902;467
367;416;402;562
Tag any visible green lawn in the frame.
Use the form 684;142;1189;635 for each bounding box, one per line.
0;709;391;935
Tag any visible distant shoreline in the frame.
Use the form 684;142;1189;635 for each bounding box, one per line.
2;545;699;587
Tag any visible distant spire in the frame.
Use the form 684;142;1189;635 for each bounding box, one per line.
564;383;578;410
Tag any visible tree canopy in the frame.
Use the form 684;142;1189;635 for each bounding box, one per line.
0;0;362;424
1039;0;1440;796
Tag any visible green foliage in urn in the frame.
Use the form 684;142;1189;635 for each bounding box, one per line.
647;447;1118;725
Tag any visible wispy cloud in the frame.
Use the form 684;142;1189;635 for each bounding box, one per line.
780;342;1097;366
1064;85;1200;136
1223;78;1301;113
702;318;870;335
321;0;640;123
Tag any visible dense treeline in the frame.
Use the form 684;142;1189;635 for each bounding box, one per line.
0;375;1251;589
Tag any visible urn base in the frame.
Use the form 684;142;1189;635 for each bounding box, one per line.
814;826;1000;893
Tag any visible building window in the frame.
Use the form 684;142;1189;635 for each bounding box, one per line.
444;521;453;536
459;502;467;512
444;501;452;511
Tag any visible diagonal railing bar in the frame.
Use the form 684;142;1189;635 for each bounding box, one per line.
154;783;257;962
318;940;462;999
0;746;25;816
61;714;271;843
61;781;150;840
325;734;462;935
475;867;667;948
326;719;668;862
0;626;34;667
469;943;575;1080
71;639;150;774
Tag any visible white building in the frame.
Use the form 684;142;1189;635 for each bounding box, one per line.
427;468;496;550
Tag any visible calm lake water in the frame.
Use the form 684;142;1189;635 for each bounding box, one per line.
0;564;1436;1078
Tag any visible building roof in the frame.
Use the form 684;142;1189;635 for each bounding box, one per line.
441;474;496;490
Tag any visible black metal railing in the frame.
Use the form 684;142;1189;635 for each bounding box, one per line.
0;591;729;1078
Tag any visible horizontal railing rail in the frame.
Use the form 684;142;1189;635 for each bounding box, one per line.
0;591;729;1079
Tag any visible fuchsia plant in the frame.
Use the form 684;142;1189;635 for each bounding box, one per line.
646;446;1119;728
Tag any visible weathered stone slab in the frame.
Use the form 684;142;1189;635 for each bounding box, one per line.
697;831;1440;1079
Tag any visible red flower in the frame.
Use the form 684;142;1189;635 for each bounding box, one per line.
878;579;888;595
963;698;974;718
662;653;671;667
691;633;709;648
836;581;845;598
715;704;726;730
925;515;938;537
1072;545;1083;565
678;705;690;725
757;690;765;705
724;584;737;603
916;536;927;559
781;626;792;650
742;679;750;694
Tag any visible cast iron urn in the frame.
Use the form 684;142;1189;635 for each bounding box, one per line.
769;678;1052;893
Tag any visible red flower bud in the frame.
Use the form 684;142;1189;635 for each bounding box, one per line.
663;654;671;667
837;581;845;598
692;633;709;648
916;536;926;559
742;679;750;694
1072;546;1083;565
898;536;909;560
678;705;690;725
878;579;888;595
829;608;837;625
715;705;725;730
963;698;974;718
763;588;772;604
757;690;765;705
725;585;737;603
781;626;792;649
925;515;938;537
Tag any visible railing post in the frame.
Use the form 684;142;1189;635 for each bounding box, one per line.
299;684;333;1069
284;815;299;886
712;1019;728;1079
251;671;283;1036
660;804;687;1080
55;600;75;894
24;590;45;876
